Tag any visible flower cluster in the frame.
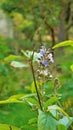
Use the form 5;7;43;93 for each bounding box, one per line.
37;46;54;79
38;46;54;67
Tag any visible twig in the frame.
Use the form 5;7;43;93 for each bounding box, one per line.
66;22;73;31
30;52;43;111
39;0;55;47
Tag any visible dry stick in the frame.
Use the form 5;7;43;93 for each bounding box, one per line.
30;54;43;111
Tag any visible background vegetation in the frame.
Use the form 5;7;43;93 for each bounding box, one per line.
0;0;73;130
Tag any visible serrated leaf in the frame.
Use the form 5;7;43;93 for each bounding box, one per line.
38;109;58;130
44;96;59;110
70;64;73;72
10;61;29;68
52;40;73;49
0;124;20;130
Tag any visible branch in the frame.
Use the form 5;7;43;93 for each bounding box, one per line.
39;0;55;47
66;22;73;31
30;53;43;111
44;21;55;47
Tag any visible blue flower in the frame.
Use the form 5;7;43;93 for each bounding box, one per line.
39;46;46;57
41;61;48;67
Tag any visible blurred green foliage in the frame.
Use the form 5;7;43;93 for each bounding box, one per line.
0;0;73;129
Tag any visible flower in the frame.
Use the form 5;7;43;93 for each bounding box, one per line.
39;46;46;57
41;61;48;67
48;53;54;63
37;46;54;80
38;46;54;67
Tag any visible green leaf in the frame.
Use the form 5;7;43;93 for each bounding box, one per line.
21;50;39;62
58;116;73;129
47;105;71;122
4;55;21;62
57;124;66;130
38;109;58;130
22;124;37;130
0;93;36;105
0;124;20;130
28;117;37;125
70;64;73;72
50;109;57;117
44;96;59;110
52;40;73;49
26;97;39;107
21;50;32;59
0;94;25;104
20;93;36;100
10;61;29;68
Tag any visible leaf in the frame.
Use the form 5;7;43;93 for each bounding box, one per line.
21;50;32;59
57;124;66;130
10;61;29;68
20;93;36;100
22;124;37;130
26;97;39;107
52;40;73;49
38;109;58;130
0;94;25;104
70;64;73;72
28;117;37;125
0;124;20;130
47;105;71;122
44;96;59;110
21;50;39;62
30;81;42;93
58;116;73;129
0;93;36;105
49;109;57;117
4;55;21;62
